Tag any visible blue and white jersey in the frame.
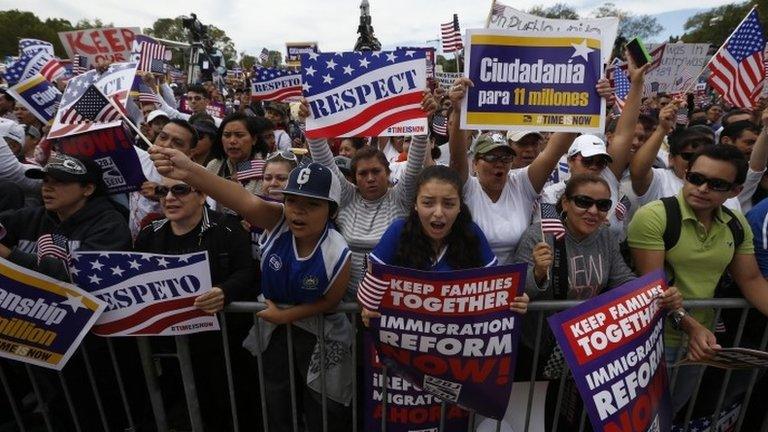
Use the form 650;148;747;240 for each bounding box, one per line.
259;213;351;304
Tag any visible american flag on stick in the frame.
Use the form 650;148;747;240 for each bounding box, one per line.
60;84;124;124
139;40;168;73
235;159;266;181
259;48;270;64
613;65;631;113
72;54;89;76
357;270;389;311
614;195;631;222
441;14;463;53
540;202;565;240
37;234;70;264
707;7;766;108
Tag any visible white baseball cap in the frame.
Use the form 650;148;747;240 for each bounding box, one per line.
146;110;170;123
567;134;612;160
1;123;25;144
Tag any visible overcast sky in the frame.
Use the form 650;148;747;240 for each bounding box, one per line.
6;0;736;56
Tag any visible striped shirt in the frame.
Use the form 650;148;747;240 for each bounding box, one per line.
308;136;427;299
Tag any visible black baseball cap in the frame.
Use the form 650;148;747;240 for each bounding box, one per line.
26;154;103;185
280;162;341;205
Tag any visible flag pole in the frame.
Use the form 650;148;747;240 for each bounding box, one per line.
103;94;154;148
681;5;758;96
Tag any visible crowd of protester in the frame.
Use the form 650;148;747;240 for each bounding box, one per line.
1;51;768;431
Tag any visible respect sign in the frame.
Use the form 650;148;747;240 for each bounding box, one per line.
58;28;140;68
548;271;672;432
461;30;605;134
369;262;526;421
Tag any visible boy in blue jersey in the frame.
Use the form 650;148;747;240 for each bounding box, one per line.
150;146;353;431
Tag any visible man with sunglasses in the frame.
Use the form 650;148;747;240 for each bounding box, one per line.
628;144;768;415
157;83;223;127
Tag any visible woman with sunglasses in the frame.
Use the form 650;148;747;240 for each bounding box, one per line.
150;144;354;431
298;93;436;299
134;177;257;431
206;113;270;212
513;173;680;430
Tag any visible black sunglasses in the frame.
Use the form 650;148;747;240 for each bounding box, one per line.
685;171;734;192
155;184;196;198
579;155;610;169
478;153;514;164
569;195;613;212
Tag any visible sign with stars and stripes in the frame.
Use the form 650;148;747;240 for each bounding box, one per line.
0;257;105;370
48;61;137;139
301;50;427;138
70;251;219;336
251;67;302;102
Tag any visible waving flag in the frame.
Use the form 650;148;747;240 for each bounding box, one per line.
49;62;137;139
136;36;168;73
540;202;565;240
301;50;427;138
37;233;70;264
60;84;123;124
19;39;54;57
356;270;389;311
133;77;160;105
614;195;631;221
235;159;266;181
71;54;89;76
441;14;463;53
432;114;447;136
70;251;219;336
3;51;64;86
613;65;631;112
708;7;766;108
251;67;302;102
259;48;270;63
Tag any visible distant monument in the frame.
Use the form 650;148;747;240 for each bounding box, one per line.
354;0;381;51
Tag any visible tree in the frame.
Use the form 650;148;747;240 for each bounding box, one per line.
681;1;767;46
73;18;112;29
265;50;282;68
0;10;77;57
593;2;663;41
239;52;256;70
528;4;579;20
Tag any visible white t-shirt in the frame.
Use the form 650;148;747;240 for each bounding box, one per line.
389;160;407;184
464;167;538;264
382;140;401;162
541;169;625;240
274;129;292;151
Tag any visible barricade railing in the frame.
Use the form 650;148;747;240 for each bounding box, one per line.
1;299;766;432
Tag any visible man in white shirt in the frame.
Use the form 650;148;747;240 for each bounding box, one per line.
158;84;222;127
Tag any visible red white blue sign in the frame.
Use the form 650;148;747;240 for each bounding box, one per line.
301;50;428;138
251;67;302;102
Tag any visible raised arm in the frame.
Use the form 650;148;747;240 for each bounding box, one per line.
447;78;474;184
395;92;437;206
607;57;650;179
631;103;676;196
149;146;282;231
527;132;576;192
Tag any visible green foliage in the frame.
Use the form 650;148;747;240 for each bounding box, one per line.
266;50;282;68
681;1;767;46
239;53;256;70
145;16;236;63
528;4;579;20
0;10;75;57
593;2;663;41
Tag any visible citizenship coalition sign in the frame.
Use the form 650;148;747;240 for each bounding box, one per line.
461;29;605;134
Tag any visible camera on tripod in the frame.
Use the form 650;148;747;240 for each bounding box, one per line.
181;13;209;43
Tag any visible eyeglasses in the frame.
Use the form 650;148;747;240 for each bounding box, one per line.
155;184;196;198
685;171;734;192
578;155;610;170
677;152;695;162
478;153;514;164
266;150;298;162
569;195;613;212
187;95;204;101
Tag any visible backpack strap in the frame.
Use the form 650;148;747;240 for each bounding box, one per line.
661;197;682;251
721;206;745;250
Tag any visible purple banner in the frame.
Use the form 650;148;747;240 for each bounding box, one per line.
461;29;605;133
55;126;147;194
367;262;526;424
547;270;672;432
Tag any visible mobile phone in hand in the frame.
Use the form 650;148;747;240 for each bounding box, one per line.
626;37;652;67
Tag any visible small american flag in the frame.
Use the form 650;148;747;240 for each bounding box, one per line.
37;233;70;264
40;58;65;82
541;202;565;240
139;40;167;73
136;80;160;105
235;159;266;181
613;66;631;112
615;195;631;221
708;8;766;108
441;14;463;53
432;114;447;136
357;270;389;311
72;54;89;75
259;48;270;64
61;84;123;124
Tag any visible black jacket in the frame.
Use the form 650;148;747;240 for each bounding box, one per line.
0;196;132;282
133;208;256;303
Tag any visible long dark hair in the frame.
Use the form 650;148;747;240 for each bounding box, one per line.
392;165;483;270
214;113;270;160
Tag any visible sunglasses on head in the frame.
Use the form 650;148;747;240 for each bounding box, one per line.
569;195;613;212
266;150;298;162
155;184;196;198
685;171;734;192
578;155;610;169
478;153;514;164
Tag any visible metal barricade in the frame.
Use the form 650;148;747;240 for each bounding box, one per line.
1;299;767;432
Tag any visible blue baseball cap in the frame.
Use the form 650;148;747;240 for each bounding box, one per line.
281;162;341;206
